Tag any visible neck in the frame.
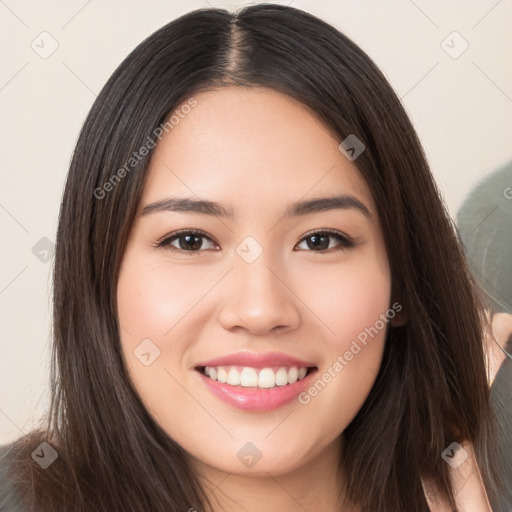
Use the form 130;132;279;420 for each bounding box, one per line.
192;436;358;512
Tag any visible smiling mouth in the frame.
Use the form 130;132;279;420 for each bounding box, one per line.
196;365;317;389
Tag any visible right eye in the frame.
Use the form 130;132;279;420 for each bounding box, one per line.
156;229;218;253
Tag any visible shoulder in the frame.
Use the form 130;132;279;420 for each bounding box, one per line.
0;432;61;512
0;442;25;511
489;342;512;512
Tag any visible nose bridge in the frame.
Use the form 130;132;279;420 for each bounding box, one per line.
217;240;301;334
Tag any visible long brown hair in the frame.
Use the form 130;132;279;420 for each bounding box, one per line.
2;4;500;511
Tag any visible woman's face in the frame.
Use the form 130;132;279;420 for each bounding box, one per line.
117;87;393;477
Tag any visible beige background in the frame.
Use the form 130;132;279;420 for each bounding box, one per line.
1;0;511;443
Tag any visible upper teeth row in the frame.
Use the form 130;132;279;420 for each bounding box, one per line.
204;366;308;388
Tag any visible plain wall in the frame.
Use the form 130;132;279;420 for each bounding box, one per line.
1;0;511;443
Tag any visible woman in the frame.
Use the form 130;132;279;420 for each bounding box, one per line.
0;4;502;511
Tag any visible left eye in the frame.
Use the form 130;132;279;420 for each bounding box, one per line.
156;230;217;253
156;229;354;253
295;230;355;252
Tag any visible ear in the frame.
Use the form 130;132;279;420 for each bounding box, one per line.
390;310;407;327
389;300;407;327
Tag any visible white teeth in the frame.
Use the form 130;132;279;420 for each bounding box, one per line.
275;367;288;386
288;367;299;384
226;368;240;386
240;367;258;387
217;367;227;383
258;368;276;388
202;365;311;389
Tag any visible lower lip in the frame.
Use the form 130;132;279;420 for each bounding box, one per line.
197;369;317;412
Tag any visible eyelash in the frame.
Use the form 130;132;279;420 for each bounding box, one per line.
155;228;356;254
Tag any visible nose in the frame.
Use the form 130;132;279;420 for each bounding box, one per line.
217;253;302;336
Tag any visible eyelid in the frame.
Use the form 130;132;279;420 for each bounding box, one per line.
155;228;218;249
296;228;356;250
155;228;357;253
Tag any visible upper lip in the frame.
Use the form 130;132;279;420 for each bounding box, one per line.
195;351;316;369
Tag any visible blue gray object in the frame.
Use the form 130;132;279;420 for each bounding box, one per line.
457;160;512;315
457;159;512;511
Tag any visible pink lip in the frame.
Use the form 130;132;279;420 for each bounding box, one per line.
195;351;315;369
197;368;318;412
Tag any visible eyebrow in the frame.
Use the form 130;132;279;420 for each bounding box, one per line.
141;194;371;219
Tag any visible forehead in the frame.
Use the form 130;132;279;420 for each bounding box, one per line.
140;87;374;217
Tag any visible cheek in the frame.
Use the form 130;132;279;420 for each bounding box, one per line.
116;254;210;421
117;256;217;350
295;252;391;350
116;254;205;401
293;253;391;429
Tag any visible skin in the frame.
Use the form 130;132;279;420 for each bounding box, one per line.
487;312;512;384
116;86;488;511
423;440;492;512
